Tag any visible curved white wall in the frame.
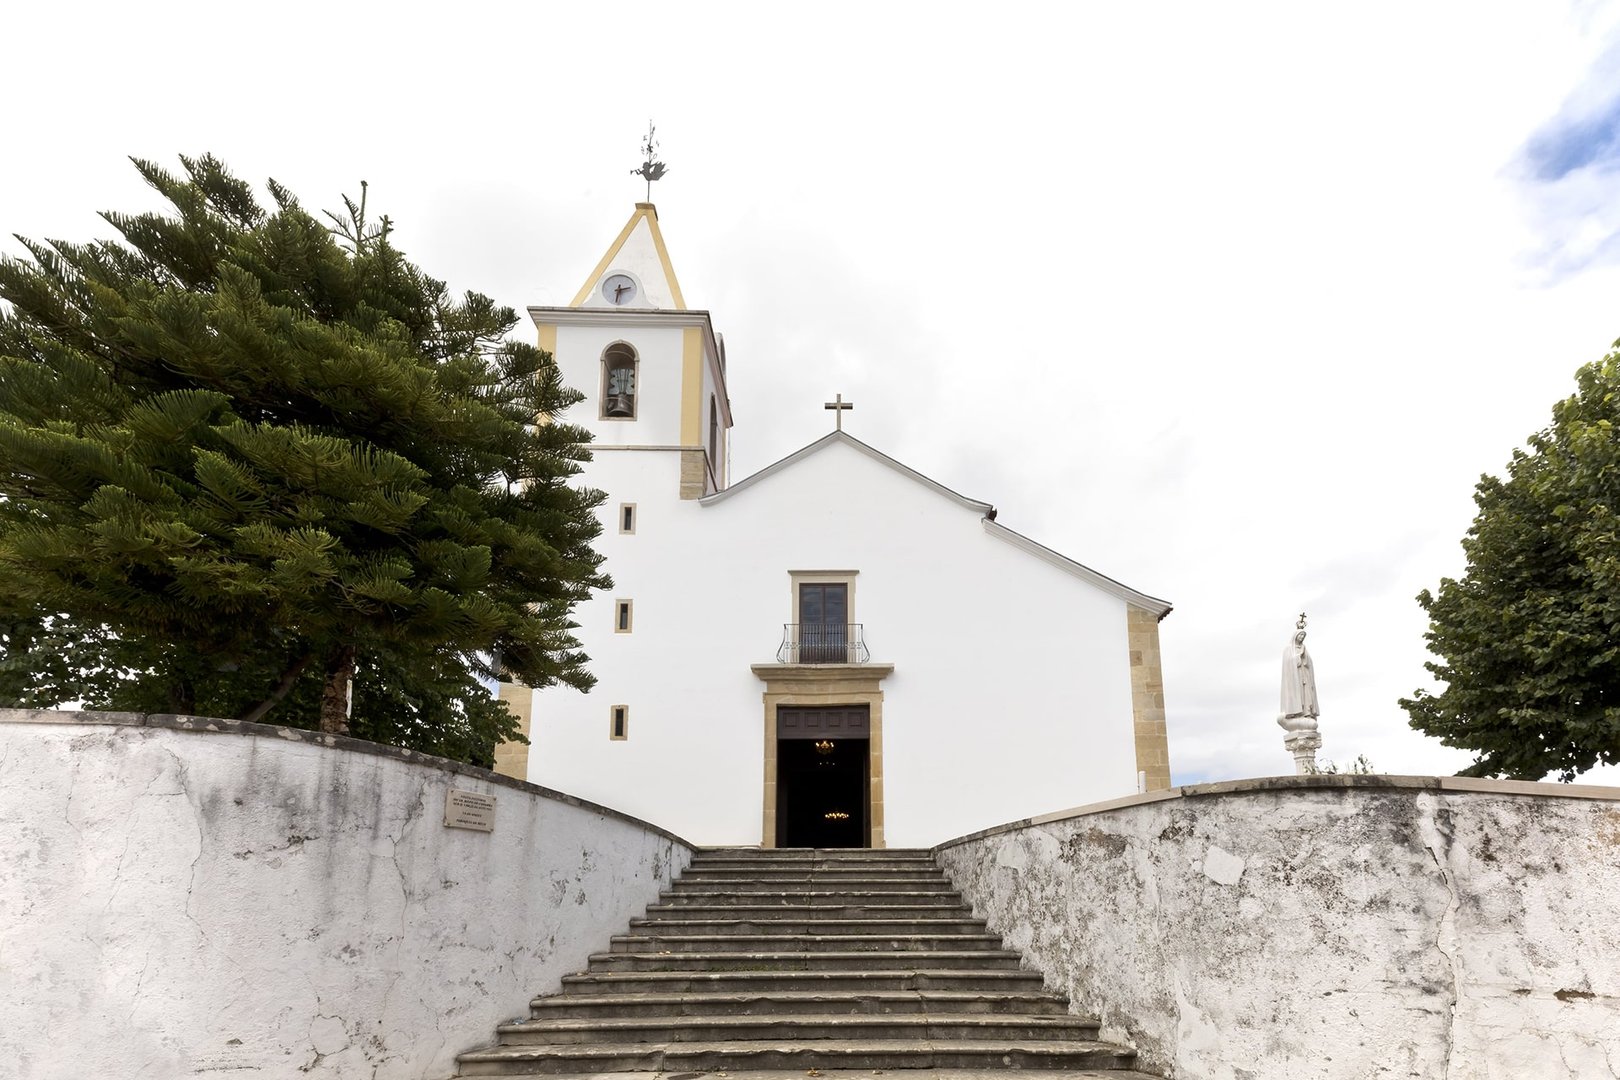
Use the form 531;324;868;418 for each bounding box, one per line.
0;710;692;1080
936;774;1620;1080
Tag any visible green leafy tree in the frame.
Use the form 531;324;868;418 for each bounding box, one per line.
0;155;607;760
1403;350;1620;780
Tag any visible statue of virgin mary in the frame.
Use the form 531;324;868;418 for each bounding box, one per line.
1278;621;1319;725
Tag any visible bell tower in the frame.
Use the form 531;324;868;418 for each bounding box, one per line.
497;203;735;781
528;203;732;500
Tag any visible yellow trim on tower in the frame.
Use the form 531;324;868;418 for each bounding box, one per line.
679;326;704;446
641;203;686;310
535;323;558;425
490;681;533;781
568;210;646;308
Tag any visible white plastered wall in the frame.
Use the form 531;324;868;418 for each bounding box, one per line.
936;777;1620;1080
528;437;1139;847
552;322;687;447
0;713;691;1080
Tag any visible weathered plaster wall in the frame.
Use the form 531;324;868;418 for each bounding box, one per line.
0;710;692;1080
935;775;1620;1080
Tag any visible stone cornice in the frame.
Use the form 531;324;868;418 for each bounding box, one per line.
750;663;895;691
527;306;716;331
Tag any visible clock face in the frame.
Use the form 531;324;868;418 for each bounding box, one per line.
602;273;637;306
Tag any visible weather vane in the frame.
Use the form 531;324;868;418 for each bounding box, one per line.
631;121;668;202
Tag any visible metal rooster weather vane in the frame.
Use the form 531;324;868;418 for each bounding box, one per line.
631;121;668;201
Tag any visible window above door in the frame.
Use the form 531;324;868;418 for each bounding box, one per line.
789;570;858;625
783;571;864;664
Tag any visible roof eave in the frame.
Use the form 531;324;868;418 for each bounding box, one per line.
701;430;992;514
982;519;1173;618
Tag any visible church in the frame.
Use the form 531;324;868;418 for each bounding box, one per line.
492;203;1173;848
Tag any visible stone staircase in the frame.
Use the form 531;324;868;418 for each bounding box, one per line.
456;847;1157;1077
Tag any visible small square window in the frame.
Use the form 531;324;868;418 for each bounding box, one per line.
610;705;629;740
619;503;636;534
615;600;633;633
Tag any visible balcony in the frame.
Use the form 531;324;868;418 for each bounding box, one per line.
776;623;869;665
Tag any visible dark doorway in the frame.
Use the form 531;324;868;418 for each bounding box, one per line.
776;705;870;848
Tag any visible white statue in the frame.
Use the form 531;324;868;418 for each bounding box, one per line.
1279;627;1319;721
1277;614;1322;774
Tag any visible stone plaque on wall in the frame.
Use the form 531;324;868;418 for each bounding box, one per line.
444;789;496;832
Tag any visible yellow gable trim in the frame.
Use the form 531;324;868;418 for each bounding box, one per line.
679;326;704;445
568;208;647;308
643;205;686;310
567;203;686;310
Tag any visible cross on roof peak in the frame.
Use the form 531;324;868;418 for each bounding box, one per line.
824;393;854;431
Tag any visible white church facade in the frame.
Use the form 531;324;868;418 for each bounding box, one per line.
493;204;1173;848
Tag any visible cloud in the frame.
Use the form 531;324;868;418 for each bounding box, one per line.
1523;96;1620;181
1515;33;1620;276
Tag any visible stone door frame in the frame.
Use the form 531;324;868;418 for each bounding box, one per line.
750;663;894;849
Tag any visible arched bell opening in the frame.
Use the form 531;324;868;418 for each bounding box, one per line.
601;342;638;419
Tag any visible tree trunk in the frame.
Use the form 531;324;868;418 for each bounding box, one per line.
319;645;356;735
237;652;316;725
167;675;196;716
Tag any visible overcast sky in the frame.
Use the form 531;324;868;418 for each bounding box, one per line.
8;1;1620;787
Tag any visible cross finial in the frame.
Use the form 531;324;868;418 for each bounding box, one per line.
1297;612;1308;631
631;121;668;202
824;393;854;431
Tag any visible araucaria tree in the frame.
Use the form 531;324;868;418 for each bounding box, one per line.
0;155;607;761
1402;349;1620;780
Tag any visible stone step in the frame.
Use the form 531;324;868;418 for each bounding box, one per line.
627;917;990;936
642;902;977;921
671;875;954;889
495;1012;1101;1046
529;988;1074;1019
455;848;1160;1078
510;1072;1161;1080
559;968;1051;996
682;861;949;873
588;950;1025;973
609;932;1005;954
690;867;946;880
693;847;936;860
676;872;951;886
660;887;958;904
456;1037;1139;1075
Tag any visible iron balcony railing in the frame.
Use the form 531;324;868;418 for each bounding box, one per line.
777;623;869;664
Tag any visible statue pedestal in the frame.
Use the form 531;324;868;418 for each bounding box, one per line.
1278;712;1321;775
1282;728;1322;775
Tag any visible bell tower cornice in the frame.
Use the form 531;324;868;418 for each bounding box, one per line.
528;306;733;435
